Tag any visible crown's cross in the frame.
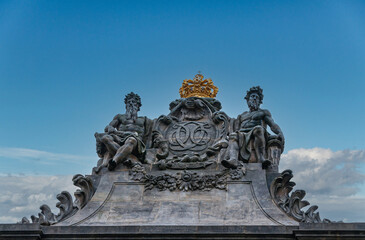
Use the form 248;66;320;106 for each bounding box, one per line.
179;73;218;98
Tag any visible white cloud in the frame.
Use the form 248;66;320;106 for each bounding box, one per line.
10;206;33;213
307;196;365;222
0;175;77;223
0;148;364;224
0;192;23;203
27;193;54;202
0;216;19;223
280;148;365;196
0;147;93;165
280;148;365;222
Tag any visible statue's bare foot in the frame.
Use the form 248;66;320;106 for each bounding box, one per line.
94;161;108;173
221;159;238;169
108;159;117;171
262;160;271;169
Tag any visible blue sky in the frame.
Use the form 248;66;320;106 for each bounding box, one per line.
0;0;365;222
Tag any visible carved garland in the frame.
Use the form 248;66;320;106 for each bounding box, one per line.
270;169;331;223
129;164;245;192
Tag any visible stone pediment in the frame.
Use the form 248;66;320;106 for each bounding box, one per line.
18;76;331;228
56;164;297;226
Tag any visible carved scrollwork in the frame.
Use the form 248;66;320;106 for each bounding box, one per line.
212;111;230;139
129;165;244;192
20;217;30;224
152;130;169;160
37;204;56;226
270;170;330;223
73;174;95;209
19;191;78;226
156;114;175;126
55;191;78;222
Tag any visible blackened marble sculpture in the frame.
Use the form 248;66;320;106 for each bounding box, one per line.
94;92;153;172
18;74;331;229
222;86;284;170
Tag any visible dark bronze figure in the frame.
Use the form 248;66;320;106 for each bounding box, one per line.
94;92;151;172
19;75;332;229
222;86;284;169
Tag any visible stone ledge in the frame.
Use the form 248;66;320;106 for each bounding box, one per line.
0;224;41;240
1;223;365;240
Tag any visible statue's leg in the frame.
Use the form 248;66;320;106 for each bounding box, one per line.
94;152;112;173
109;137;138;169
252;126;271;169
100;135;120;156
221;133;239;169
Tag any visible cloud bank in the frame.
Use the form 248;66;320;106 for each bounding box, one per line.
280;148;365;222
0;175;77;223
0;148;364;223
0;147;93;165
0;147;96;175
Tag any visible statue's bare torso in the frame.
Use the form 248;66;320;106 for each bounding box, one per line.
238;109;271;131
111;114;145;136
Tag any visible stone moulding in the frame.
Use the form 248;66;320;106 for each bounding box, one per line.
270;169;331;223
4;223;365;240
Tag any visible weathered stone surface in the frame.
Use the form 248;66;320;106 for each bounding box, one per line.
54;164;297;226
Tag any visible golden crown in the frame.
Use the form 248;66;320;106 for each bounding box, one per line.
179;73;218;98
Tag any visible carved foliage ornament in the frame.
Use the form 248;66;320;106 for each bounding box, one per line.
20;191;77;226
73;174;95;209
129;165;245;192
19;174;96;226
270;170;331;223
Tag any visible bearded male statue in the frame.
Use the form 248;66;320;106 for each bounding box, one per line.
221;86;284;169
94;92;152;172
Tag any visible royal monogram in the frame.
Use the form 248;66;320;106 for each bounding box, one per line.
167;121;216;155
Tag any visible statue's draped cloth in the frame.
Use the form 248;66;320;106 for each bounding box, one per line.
238;126;264;161
109;132;146;157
